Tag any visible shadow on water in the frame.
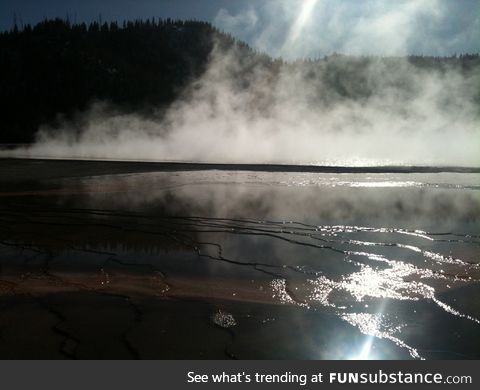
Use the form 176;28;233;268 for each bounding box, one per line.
0;160;479;359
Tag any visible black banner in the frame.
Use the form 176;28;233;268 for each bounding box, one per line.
1;360;478;390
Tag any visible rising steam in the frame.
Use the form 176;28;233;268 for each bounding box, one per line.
2;1;480;167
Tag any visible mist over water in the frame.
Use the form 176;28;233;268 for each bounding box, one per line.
5;48;479;167
1;1;479;361
2;1;480;166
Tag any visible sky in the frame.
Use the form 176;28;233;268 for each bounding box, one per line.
1;0;479;58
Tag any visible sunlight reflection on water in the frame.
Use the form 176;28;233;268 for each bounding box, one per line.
1;165;479;359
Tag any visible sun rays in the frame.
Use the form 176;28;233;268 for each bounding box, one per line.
280;0;320;55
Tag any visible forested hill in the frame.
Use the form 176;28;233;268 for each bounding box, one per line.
0;18;259;143
0;18;479;143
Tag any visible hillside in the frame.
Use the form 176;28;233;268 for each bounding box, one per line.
0;18;261;142
0;18;479;143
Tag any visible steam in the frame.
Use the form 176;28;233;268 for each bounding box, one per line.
2;1;480;167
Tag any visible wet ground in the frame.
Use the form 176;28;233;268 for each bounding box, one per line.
0;159;479;359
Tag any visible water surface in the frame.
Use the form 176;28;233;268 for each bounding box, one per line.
0;160;479;359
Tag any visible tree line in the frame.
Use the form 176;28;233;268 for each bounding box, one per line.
0;18;478;143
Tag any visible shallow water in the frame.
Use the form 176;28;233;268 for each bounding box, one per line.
0;161;479;359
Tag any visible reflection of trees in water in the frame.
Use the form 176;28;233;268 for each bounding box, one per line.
1;201;479;295
1;182;480;359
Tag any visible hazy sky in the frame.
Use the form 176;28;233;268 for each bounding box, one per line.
1;0;479;58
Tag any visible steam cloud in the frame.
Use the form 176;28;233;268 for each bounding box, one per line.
3;0;480;167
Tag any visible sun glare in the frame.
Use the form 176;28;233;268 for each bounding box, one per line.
282;0;319;53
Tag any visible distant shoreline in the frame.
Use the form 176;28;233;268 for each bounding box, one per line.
1;157;479;175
